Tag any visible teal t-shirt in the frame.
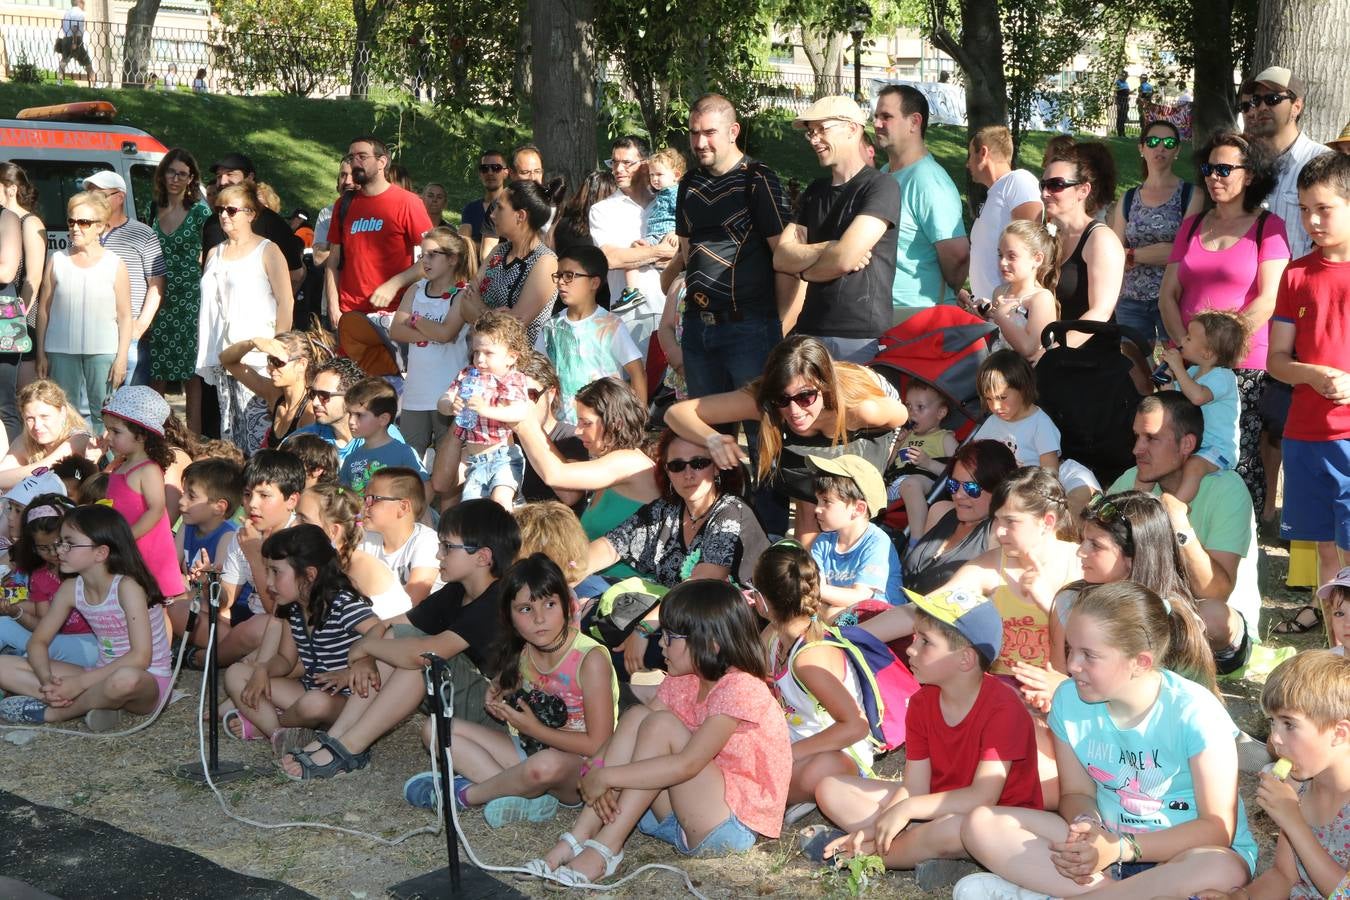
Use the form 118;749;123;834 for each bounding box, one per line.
883;154;967;310
1048;669;1258;873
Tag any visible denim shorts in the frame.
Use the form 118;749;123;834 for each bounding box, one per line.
637;809;757;856
462;443;524;500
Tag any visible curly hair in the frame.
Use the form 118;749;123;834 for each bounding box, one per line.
574;377;649;452
1194;130;1278;213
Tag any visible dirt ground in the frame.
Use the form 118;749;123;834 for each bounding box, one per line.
0;528;1325;899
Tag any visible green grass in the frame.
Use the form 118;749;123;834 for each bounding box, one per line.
0;82;1172;222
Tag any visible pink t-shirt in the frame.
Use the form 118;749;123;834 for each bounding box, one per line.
1168;212;1290;370
31;567;90;634
656;668;792;838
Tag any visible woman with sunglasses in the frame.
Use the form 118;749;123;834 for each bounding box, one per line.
584;428;769;674
666;335;907;544
216;323;335;456
1109;122;1204;347
35;191;130;436
195;182;295;449
1158;131;1289;517
903;439;1018;595
1041;140;1125;347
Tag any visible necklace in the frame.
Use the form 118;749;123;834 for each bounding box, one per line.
684;496;717;527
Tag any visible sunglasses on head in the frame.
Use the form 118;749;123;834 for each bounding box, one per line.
1143;136;1179;149
770;388;821;410
1084;492;1121;522
478;163;507;173
1238;92;1292;113
1200;162;1247;178
665;456;713;473
946;477;982;498
1039;177;1083;193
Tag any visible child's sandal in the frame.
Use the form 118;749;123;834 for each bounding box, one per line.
223;708;262;741
550;839;623;888
281;732;370;781
519;832;582;880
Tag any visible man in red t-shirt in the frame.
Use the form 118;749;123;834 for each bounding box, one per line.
325;135;432;374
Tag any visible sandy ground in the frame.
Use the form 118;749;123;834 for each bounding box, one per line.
0;524;1321;899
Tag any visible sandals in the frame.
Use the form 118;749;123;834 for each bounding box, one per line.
549;839;623;887
223;708;263;741
1272;604;1323;635
282;732;371;781
521;831;582;879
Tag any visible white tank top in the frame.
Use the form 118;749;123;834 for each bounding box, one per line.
403;279;469;411
770;632;874;771
197;239;278;372
45;250;122;355
75;574;173;678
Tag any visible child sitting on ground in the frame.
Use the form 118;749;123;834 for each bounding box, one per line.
889;381;958;540
357;467;440;606
223;524;378;756
438;310;533;510
1189;651;1350;900
338;378;429;494
807;454;904;619
1151;309;1247;503
617;147;683;312
279;433;340;488
405;554;618;828
811;588;1040;890
526;579;791;885
536;243;647;417
174;457;243;655
0;505;173;731
0;493;93;666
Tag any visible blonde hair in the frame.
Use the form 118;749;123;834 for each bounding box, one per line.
215;183;260;213
649;147;688;178
301;483;362;570
514;501;589;586
424;225;479;284
17;380;88;459
67;190;110;221
971;125;1013;163
1262;649;1350;730
472;309;529;358
254;182;282;213
1001;220;1061;296
1191;309;1250;369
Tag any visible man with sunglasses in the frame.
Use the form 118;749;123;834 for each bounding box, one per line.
459;150;507;246
82;171;165;387
1239;66;1332;258
476;144;547;264
289;357;410;467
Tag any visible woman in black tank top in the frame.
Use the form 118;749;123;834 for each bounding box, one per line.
1042;141;1125;345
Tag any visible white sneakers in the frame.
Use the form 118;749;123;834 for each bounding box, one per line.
953;873;1053;900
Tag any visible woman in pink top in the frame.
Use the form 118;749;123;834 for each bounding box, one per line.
526;579;792;887
1159;131;1291;515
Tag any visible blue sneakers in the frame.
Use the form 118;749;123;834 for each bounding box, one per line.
403;771;474;810
483;794;559;828
0;696;47;724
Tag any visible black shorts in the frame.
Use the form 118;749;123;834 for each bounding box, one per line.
1259;378;1293;436
1213;614;1253;678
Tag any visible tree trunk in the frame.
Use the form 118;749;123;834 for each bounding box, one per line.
350;0;393;99
1189;0;1239;140
86;0;113;86
929;0;1008;137
513;14;532;106
1253;0;1350;141
530;0;596;195
120;0;160;88
800;27;843;99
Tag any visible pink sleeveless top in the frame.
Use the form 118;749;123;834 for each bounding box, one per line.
518;631;617;734
107;459;187;599
75;574;172;679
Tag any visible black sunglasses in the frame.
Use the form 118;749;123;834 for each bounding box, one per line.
1238;92;1292;113
1084;492;1120;522
66;218;100;229
770;388;821;410
1200;163;1248;178
946;477;982;499
665;457;713;473
478;163;507;173
215;205;252;217
1143;136;1178;149
311;389;344;403
1039;177;1083;193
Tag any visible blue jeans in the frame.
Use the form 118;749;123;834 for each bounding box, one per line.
125;337;152;386
46;351;115;434
0;617;101;666
1115;296;1165;349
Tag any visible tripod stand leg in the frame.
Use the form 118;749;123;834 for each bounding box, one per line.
428;658;462;893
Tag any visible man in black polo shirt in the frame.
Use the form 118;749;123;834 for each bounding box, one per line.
676;94;794;401
775;96;899;364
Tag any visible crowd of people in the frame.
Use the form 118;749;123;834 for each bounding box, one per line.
0;60;1348;898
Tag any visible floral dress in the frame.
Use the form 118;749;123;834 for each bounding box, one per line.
150;201;210;381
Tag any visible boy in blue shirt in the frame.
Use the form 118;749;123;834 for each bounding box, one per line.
807;454;904;620
339;377;429;494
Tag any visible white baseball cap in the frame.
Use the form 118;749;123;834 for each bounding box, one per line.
83;170;127;192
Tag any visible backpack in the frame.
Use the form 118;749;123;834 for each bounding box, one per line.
790;623;921;755
1121;181;1194;224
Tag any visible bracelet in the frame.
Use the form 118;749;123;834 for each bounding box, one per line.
409;312;420;326
580;757;604;777
1122;831;1141;863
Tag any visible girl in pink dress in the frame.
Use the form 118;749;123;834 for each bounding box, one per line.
101;386;187;602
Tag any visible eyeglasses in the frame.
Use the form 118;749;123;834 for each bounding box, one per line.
66;218;101;229
1039;177;1084;193
439;540;480;555
364;494;402;506
659;630;687;647
804;121;846;141
478;163;507;173
770;388;821;410
423;249;451;259
946;477;982;499
311;389;344;404
1143;136;1179;149
55;539;96;552
266;354;302;370
665;456;713;473
164;169;193;180
1200;162;1248;178
606;158;643;171
345;152;376;163
550;270;592;284
1238;92;1292;113
215;205;253;217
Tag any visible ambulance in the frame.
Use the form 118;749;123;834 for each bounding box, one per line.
0;100;169;252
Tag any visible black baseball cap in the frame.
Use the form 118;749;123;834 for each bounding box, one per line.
210;152;256;176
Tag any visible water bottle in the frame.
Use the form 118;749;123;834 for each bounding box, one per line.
1151;362;1173;386
455;367;480;431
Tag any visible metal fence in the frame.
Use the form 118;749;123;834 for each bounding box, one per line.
742;67;855;114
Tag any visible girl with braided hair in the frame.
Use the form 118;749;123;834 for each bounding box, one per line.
294;482;410;619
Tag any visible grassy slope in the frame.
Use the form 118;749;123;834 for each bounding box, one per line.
2;82;1168;223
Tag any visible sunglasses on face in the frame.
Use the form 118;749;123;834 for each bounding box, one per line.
311;389;344;404
1039;177;1084;193
215;205;252;218
665;456;713;473
66;218;100;229
946;477;982;499
1143;136;1179;149
267;354;301;370
478;163;507;173
770;388;821;410
1200;162;1248;178
1238;92;1292;113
